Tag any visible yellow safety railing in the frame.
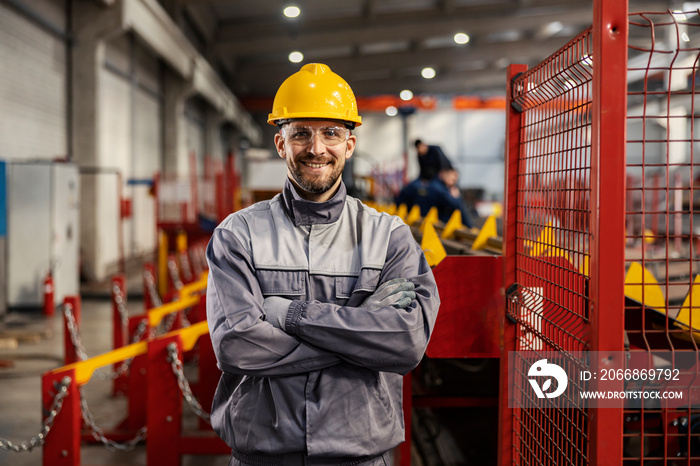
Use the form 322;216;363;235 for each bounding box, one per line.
148;293;201;327
51;321;210;386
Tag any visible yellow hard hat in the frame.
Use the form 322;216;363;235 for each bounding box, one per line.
268;63;362;128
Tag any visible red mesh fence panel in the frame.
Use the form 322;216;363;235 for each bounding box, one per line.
623;10;700;464
507;28;594;466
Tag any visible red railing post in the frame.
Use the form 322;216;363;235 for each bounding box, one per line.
63;296;81;365
115;351;148;433
589;0;628;462
42;369;80;466
146;335;183;466
499;63;528;466
399;371;412;466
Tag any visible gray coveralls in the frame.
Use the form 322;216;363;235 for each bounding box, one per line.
206;179;440;465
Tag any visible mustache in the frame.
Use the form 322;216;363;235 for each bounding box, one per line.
298;156;334;164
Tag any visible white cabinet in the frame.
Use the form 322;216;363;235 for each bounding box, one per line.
7;162;79;309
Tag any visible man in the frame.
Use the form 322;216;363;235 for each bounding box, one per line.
396;168;474;227
206;63;440;466
414;139;453;181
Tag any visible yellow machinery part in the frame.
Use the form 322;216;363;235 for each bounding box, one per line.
441;209;463;240
472;215;497;250
421;222;447;267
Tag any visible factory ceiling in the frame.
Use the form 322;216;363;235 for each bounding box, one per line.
171;0;677;101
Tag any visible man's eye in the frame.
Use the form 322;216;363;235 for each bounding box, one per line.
323;128;342;138
290;130;311;139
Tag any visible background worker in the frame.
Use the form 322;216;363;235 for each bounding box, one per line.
414;139;454;181
206;63;440;466
397;167;474;227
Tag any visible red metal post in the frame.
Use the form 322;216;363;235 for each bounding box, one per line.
43;272;55;317
42;369;80;466
589;0;628;462
190;150;198;224
399;371;412;466
146;335;183;466
63;296;81;365
499;63;528;466
115;352;148;432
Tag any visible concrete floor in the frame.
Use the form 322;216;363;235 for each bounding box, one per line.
0;276;230;466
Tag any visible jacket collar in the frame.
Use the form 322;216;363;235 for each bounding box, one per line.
281;178;346;226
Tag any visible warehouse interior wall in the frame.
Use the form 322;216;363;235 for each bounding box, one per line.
0;1;68;160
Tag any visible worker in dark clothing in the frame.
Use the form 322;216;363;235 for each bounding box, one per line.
396;168;474;227
206;63;440;466
414;139;454;181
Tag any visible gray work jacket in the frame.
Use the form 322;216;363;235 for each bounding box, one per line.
206;179;440;462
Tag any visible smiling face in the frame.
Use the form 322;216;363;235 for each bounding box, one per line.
275;120;356;202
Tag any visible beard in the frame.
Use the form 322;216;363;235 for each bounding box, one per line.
288;155;345;196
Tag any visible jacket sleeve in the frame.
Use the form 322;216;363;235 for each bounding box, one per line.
283;224;440;375
206;226;341;377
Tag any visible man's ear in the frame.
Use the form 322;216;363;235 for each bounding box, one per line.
344;135;357;160
274;132;286;159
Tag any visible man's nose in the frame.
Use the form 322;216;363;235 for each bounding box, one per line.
308;133;326;154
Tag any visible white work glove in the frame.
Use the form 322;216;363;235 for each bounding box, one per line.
359;278;416;310
263;296;292;330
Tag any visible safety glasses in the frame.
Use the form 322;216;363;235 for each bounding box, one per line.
281;126;350;146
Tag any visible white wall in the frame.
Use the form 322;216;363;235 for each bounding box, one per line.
90;36;163;278
0;2;67;161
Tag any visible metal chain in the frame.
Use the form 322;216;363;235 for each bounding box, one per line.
168;257;184;291
64;303;142;381
64;303;89;361
166;343;210;422
112;284;130;329
131;318;150;343
0;376;71;452
79;387;147;451
190;247;204;277
179;251;193;282
143;269;163;308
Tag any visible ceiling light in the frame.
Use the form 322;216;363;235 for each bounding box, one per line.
386;106;398;117
400;90;413;101
682;32;690;42
421;67;436;79
454;33;470;45
284;6;300;18
673;10;687;20
288;51;304;63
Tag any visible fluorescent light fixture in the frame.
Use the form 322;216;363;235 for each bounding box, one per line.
454;33;470;45
284;6;300;18
673;10;687;20
289;51;304;63
400;90;413;101
581;54;593;66
421;67;436;79
386;106;398;116
682;32;690;42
